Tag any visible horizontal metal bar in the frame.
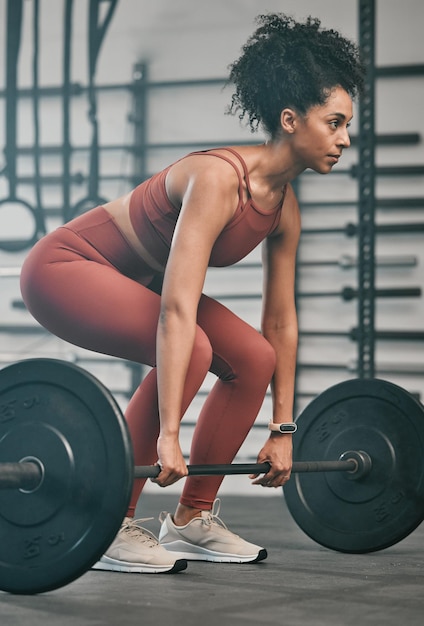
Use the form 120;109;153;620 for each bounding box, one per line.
0;61;422;99
11;284;422;313
0;267;21;278
0;462;42;490
370;133;421;145
302;222;424;236
376;64;424;77
13;173;116;186
10;167;424;188
376;197;424;209
223;255;418;271
16;141;424;157
206;287;421;302
0;353;140;372
194;386;421;402
15;144;134;155
298;287;421;299
1;324;424;343
303;165;424;177
354;165;424;177
0;325;48;334
14;140;258;156
0;458;356;491
299;328;424;341
0;84;86;98
297;254;417;269
297;361;424;376
0;350;421;378
134;459;356;478
0;255;417;280
300;197;424;210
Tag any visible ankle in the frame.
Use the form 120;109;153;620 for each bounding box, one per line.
173;504;204;526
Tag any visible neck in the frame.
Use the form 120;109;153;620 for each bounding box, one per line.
254;141;306;191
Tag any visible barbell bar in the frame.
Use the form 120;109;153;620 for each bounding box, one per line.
207;286;422;302
0;456;364;491
0;255;417;280
300;197;424;210
303;164;424;177
299;327;424;341
1;323;423;343
297;254;418;269
10;287;422;312
1;358;424;595
297;360;424;377
232;255;418;270
302;221;424;237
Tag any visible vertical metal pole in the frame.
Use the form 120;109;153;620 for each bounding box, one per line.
62;0;74;222
292;177;301;417
357;0;376;379
127;62;148;394
131;62;148;185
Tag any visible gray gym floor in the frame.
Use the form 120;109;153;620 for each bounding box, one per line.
0;494;423;626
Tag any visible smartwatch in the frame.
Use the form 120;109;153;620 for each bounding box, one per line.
268;421;298;434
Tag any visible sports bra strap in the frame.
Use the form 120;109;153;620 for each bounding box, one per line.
188;148;251;197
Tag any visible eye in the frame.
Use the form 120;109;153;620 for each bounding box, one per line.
329;120;351;131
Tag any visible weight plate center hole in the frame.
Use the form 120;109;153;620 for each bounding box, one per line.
339;450;373;480
18;456;45;494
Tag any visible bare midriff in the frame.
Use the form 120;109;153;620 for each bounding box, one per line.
103;192;165;273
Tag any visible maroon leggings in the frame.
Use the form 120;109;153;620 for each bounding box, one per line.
20;208;276;514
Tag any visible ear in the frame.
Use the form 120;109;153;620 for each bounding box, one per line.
280;108;298;134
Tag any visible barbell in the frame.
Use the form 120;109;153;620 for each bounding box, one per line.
208;286;422;302
0;358;424;595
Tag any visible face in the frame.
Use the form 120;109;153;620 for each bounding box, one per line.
285;86;353;174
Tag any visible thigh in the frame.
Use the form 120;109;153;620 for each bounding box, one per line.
21;228;161;366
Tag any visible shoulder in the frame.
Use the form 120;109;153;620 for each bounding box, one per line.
165;151;242;209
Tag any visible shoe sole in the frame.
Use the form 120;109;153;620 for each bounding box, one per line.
161;542;268;564
91;557;187;574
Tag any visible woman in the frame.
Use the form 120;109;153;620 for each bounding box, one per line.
20;14;365;574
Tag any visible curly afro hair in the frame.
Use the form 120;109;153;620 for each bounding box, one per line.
227;13;366;138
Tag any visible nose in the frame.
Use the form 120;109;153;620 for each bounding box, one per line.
339;126;351;149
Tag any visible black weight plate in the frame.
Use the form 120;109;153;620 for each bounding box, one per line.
0;359;133;594
284;378;424;553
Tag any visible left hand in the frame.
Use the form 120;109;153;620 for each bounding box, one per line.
150;434;188;487
249;434;293;488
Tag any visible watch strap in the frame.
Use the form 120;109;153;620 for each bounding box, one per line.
268;421;298;434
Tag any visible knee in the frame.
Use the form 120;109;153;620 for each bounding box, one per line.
222;331;275;386
20;248;45;319
244;333;276;381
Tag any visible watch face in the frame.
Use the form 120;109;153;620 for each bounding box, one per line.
279;424;297;433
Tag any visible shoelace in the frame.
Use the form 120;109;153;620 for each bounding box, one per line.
159;498;233;533
121;517;159;547
202;498;229;530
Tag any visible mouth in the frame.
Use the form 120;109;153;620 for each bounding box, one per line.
328;154;341;165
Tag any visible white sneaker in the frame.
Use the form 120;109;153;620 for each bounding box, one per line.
92;517;187;574
158;499;267;563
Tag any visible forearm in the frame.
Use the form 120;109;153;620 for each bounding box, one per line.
251;321;297;487
156;308;197;436
262;320;298;422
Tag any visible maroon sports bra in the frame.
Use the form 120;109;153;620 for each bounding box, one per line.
129;147;286;268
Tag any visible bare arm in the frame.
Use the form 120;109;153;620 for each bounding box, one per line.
154;157;238;486
251;184;301;487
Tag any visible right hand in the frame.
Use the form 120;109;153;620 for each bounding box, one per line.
151;435;188;487
249;433;293;488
